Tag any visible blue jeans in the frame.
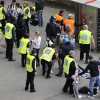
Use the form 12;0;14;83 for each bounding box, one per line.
89;76;100;96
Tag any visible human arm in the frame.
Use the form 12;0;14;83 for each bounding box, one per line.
32;59;36;72
91;33;95;49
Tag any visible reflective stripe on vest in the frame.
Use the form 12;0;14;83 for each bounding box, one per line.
5;23;14;39
63;55;74;75
23;6;31;19
26;54;35;72
40;47;55;62
18;37;29;54
0;7;5;20
79;30;92;44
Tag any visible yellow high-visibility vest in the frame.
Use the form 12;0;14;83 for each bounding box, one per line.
40;47;55;62
5;23;14;39
79;30;92;44
18;37;29;54
23;6;31;19
26;54;35;72
0;7;5;20
63;55;74;75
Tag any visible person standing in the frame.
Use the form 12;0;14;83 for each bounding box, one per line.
78;25;95;63
23;1;31;33
25;50;36;92
46;16;59;42
31;31;41;66
7;0;18;25
18;34;29;67
63;50;76;95
63;14;75;37
56;26;73;77
16;13;27;48
5;19;16;61
35;0;44;26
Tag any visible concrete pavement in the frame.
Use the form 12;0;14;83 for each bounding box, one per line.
0;1;100;100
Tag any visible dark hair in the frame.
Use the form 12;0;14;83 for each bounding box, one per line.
16;3;20;7
0;1;4;5
12;0;16;3
23;34;29;38
59;10;64;15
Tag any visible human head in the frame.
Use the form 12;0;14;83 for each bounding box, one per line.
16;3;20;8
12;0;16;3
69;50;75;58
23;1;28;8
68;13;74;19
0;1;4;6
23;33;29;38
50;16;55;23
59;10;64;16
83;24;88;30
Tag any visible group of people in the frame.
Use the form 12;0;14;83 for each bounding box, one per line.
0;0;100;99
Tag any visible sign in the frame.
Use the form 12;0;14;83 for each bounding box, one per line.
85;0;96;4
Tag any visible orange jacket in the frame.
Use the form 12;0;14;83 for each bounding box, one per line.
55;14;63;22
63;18;75;36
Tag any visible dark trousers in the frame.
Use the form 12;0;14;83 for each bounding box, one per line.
57;56;64;75
21;54;27;67
0;19;6;34
5;39;13;60
80;44;90;61
41;59;52;77
16;33;22;48
33;48;40;66
24;19;29;33
63;76;74;94
25;71;35;91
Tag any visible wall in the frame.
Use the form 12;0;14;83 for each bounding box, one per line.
79;5;97;48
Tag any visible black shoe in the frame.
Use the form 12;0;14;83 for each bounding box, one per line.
62;88;67;93
46;75;51;79
42;72;45;76
22;65;25;67
55;73;62;77
30;89;36;93
69;91;74;95
8;59;16;61
5;56;8;59
25;87;28;91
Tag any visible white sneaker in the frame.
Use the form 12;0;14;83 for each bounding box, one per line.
51;70;53;74
78;94;83;99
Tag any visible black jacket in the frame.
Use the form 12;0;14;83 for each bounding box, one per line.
79;61;100;77
35;0;44;11
46;22;58;40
